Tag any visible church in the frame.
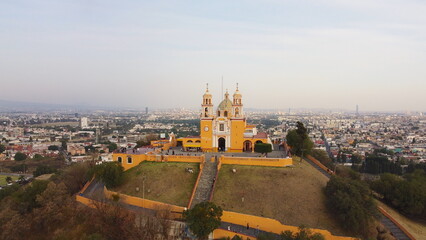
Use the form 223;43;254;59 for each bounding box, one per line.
179;84;271;152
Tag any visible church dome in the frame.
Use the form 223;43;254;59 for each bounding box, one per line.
218;90;232;111
217;98;232;111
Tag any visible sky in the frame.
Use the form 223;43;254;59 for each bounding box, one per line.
1;0;425;112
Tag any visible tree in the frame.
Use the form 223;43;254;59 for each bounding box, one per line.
364;155;402;175
0;144;5;154
60;139;67;150
286;122;313;156
135;133;159;148
254;143;272;155
91;162;124;188
33;165;57;177
6;176;12;183
279;226;325;240
325;176;377;236
311;149;334;169
14;180;49;213
48;145;59;151
371;170;426;218
33;154;43;160
183;202;223;240
58;162;93;194
107;142;118;152
14;152;27;161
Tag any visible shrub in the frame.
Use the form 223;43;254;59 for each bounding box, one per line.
254;143;272;154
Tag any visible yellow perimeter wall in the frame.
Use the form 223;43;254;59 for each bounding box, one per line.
306;155;334;174
222;211;358;240
213;229;256;240
112;153;204;170
76;178;358;240
104;187;186;220
219;155;293;168
77;191;358;240
100;188;357;240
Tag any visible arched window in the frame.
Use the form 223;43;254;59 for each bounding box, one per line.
195;140;201;143
224;111;228;117
217;111;220;116
204;107;208;117
235;108;239;117
187;140;193;143
127;157;132;164
117;157;122;163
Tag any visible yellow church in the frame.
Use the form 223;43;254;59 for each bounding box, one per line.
179;84;271;152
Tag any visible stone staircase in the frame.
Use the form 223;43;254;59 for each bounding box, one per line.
190;154;217;208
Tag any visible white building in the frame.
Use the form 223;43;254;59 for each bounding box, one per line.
80;117;89;129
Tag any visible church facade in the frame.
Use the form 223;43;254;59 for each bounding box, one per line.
180;85;271;152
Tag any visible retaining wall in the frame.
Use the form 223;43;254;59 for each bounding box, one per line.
104;187;185;220
187;160;205;208
112;153;204;170
219;155;293;168
213;229;256;240
221;210;358;240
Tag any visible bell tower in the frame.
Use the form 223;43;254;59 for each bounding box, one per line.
200;83;213;151
232;83;243;118
230;83;246;152
201;83;213;118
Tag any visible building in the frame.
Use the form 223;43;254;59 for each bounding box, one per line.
80;117;89;129
67;143;86;156
179;84;271;152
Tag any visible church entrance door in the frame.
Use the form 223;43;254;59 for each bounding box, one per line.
218;137;226;152
243;140;252;152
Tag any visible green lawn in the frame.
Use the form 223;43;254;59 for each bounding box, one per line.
212;161;348;236
113;161;200;207
0;174;19;186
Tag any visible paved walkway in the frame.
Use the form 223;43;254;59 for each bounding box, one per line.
190;153;217;208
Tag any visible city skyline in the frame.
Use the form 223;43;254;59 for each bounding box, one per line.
1;0;426;111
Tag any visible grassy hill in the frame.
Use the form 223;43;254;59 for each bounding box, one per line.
212;160;348;236
112;161;199;207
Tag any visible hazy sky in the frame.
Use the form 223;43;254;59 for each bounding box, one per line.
1;0;425;111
